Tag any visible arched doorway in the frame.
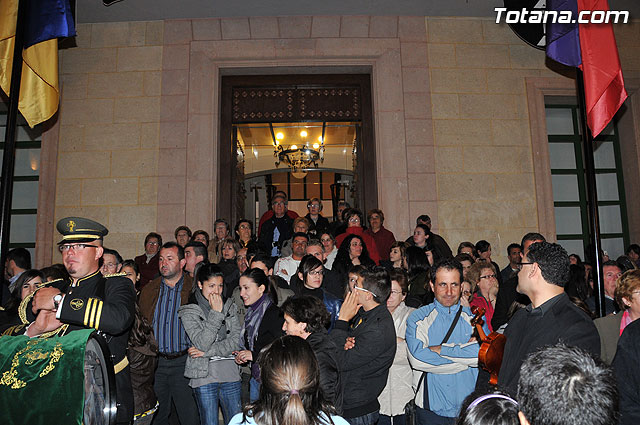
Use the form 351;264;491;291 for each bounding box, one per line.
218;74;377;224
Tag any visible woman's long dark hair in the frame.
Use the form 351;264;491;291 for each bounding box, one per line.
405;246;430;279
3;269;45;314
333;234;374;275
243;335;336;425
242;268;278;305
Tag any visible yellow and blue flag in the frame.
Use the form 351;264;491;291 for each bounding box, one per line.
0;0;75;128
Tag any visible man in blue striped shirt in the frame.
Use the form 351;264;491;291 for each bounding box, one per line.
140;241;198;425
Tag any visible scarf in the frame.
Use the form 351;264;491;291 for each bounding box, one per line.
242;293;272;352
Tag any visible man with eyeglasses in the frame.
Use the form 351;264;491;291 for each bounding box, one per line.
492;232;545;331
257;191;297;258
305;197;330;238
406;258;484;425
29;217;137;424
135;232;162;289
497;241;600;396
330;268;396;425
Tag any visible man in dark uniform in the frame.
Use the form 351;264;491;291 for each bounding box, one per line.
30;217;137;424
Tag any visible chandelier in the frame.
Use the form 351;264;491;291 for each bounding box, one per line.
272;129;325;179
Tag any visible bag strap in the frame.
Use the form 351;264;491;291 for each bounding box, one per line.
414;305;464;405
441;305;463;345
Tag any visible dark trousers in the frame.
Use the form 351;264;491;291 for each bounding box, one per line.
416;407;454;425
152;356;199;425
378;414;406;425
346;411;380;425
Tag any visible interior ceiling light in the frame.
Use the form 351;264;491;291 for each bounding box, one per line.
271;124;325;179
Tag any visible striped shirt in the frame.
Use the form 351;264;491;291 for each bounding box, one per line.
153;276;190;354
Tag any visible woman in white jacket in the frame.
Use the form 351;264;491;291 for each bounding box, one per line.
378;268;416;425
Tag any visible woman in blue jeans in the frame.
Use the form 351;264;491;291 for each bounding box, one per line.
179;263;242;425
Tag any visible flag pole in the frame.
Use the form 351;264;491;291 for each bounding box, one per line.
575;68;606;318
0;0;28;279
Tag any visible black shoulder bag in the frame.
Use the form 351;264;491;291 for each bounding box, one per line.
404;306;463;425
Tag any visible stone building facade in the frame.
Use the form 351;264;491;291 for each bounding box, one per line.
34;16;640;267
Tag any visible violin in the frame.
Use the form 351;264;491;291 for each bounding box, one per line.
470;306;507;386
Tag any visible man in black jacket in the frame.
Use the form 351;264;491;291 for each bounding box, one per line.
29;217;137;424
491;232;544;331
330;268;396;425
258;192;295;258
498;242;600;396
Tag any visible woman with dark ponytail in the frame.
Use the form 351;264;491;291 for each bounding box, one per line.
229;335;349;425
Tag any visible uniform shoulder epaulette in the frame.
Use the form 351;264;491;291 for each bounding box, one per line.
35;278;64;289
103;272;127;278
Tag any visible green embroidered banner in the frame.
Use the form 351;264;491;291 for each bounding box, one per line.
0;329;94;425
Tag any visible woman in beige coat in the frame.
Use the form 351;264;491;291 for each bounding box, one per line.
378;268;416;425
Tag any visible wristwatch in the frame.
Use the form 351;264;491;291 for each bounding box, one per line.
53;294;63;310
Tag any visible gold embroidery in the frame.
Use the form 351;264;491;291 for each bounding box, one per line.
0;339;64;390
70;298;84;310
67;220;76;232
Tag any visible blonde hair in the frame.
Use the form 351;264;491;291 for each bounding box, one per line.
615;269;640;309
293;217;310;232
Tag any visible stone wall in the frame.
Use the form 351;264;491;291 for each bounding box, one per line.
47;16;640;266
426;17;640;265
53;22;164;261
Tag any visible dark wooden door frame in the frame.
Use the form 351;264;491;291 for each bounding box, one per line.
218;74;377;223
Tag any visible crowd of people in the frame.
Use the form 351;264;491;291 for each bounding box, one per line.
2;189;640;425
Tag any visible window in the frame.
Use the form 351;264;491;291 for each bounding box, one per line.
546;100;629;260
0;102;42;262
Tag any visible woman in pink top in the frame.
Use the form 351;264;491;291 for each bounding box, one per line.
467;261;499;332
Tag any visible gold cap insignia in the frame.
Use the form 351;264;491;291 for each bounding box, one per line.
67;220;76;232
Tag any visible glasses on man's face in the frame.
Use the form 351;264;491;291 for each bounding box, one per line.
480;273;497;280
273;201;285;207
146;241;159;246
308;269;324;276
238;225;251;230
390;289;403;295
59;243;99;253
353;285;377;298
348;217;360;223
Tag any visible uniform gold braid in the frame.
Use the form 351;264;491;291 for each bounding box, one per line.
18;280;66;325
94;301;103;329
84;298;95;326
18;291;36;325
103;272;127;278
